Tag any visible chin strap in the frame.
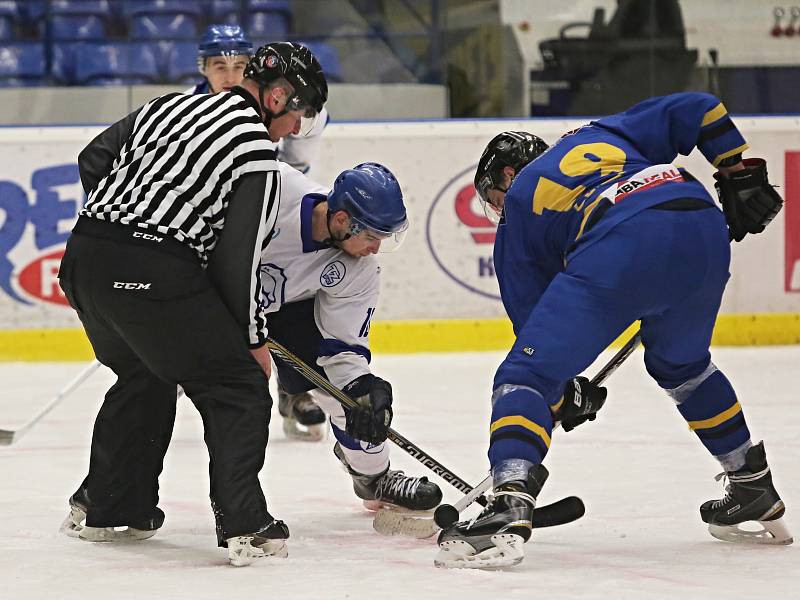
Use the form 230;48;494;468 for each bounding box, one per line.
321;210;351;248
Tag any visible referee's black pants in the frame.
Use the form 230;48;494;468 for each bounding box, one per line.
58;219;273;543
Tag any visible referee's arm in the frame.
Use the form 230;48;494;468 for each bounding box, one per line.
207;169;281;349
77;108;142;194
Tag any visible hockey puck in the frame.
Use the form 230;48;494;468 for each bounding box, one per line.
433;503;460;529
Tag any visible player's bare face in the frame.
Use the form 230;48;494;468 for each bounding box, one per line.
341;230;383;257
205;56;248;93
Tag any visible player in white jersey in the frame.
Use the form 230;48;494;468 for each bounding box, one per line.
186;24;332;439
261;162;443;511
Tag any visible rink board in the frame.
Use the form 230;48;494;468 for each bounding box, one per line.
0;117;798;359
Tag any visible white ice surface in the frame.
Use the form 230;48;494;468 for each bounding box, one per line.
0;347;797;600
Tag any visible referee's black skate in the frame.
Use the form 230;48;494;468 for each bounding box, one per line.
700;442;792;545
278;388;326;441
60;488;164;542
435;465;548;569
227;516;290;567
334;442;442;511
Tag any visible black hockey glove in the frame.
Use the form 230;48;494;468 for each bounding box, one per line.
343;374;393;445
559;376;607;432
714;158;783;243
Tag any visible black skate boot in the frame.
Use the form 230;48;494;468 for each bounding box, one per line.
435;465;548;569
278;387;326;441
700;442;792;545
227;516;290;567
334;442;442;511
60;487;164;542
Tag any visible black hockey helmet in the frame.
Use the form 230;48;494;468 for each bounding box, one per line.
244;42;328;117
474;131;548;206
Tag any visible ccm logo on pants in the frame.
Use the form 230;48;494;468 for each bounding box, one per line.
113;282;152;290
132;231;164;242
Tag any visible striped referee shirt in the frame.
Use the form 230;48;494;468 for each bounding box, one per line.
77;87;281;347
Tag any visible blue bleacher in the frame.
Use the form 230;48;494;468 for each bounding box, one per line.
248;10;289;39
161;40;200;84
74;41;160;85
130;13;198;40
122;1;203;18
0;42;45;86
0;15;12;40
297;40;343;82
50;14;107;40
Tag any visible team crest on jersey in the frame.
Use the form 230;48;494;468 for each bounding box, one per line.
320;261;346;287
259;263;287;309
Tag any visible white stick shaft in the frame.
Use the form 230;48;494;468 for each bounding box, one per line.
452;475;492;512
1;360;102;444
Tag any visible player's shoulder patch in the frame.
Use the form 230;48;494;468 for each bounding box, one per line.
320;260;346;287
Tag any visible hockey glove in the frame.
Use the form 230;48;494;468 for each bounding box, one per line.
714;158;783;242
559;376;607;432
343;374;393;445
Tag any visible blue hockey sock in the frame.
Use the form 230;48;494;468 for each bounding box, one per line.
669;365;752;471
488;385;553;471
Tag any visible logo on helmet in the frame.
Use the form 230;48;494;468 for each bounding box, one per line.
265;54;278;68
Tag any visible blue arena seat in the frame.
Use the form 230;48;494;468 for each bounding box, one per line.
50;1;111;15
0;42;45;86
0;0;18;17
51;14;107;40
122;0;203;18
130;13;198;40
74;41;160;85
248;10;290;39
297;40;342;82
161;40;199;84
0;14;12;40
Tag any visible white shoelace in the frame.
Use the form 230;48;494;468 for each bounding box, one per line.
375;470;423;501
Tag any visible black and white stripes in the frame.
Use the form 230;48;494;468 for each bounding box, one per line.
82;90;279;264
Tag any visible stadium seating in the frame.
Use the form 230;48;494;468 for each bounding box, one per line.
0;42;45;86
74;41;160;85
297;40;343;82
0;0;18;38
129;13;198;40
161;40;200;85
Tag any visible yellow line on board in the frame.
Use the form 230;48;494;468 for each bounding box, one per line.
1;314;799;361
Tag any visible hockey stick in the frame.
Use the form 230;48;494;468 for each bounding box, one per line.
0;359;103;446
265;338;580;531
389;329;643;538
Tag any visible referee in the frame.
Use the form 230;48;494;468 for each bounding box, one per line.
57;43;328;566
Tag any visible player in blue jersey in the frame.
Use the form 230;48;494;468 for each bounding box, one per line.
436;92;789;569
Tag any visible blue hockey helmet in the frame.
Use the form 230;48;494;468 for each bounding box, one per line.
198;24;253;60
327;163;409;251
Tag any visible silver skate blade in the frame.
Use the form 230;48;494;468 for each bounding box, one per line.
228;537;288;567
708;517;793;545
373;508;439;539
281;418;326;442
78;526;157;542
434;533;526;569
59;506;86;538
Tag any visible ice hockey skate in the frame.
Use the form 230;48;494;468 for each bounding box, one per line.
227;517;290;567
435;465;548;569
334;442;442;511
59;490;163;542
700;441;792;545
278;388;327;441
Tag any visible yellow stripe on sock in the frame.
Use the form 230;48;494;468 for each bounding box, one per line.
490;416;551;448
687;402;742;431
701;103;728;127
